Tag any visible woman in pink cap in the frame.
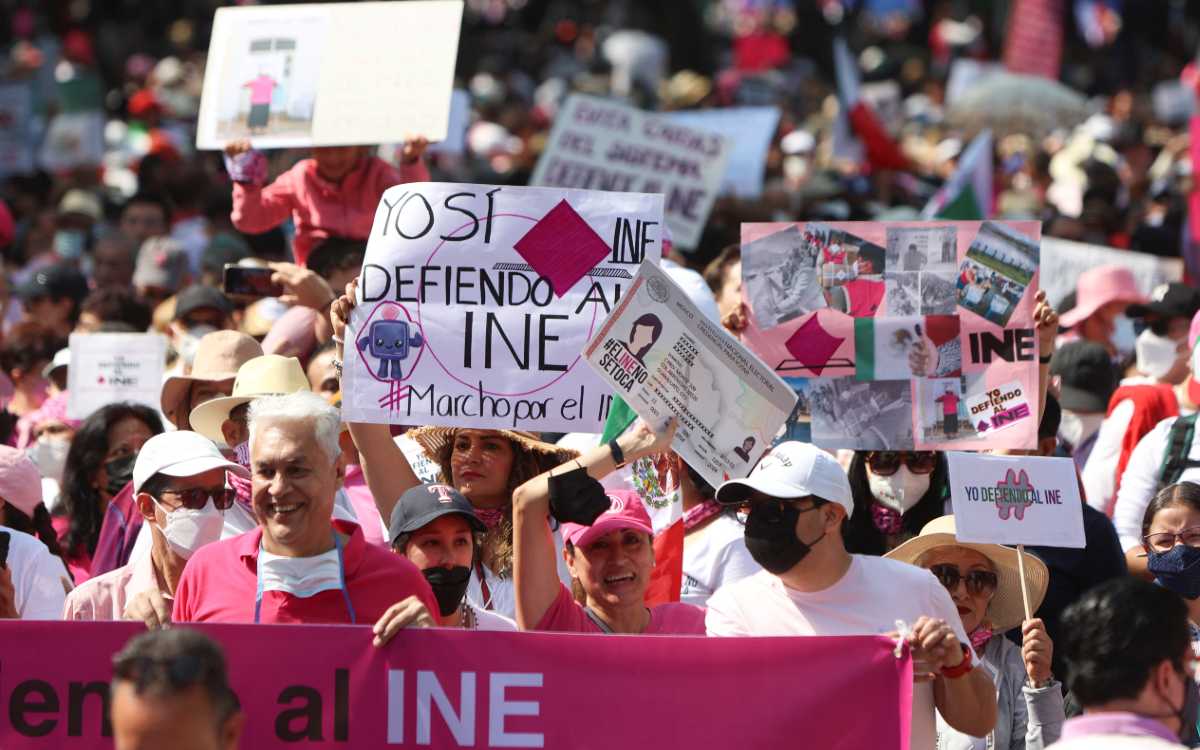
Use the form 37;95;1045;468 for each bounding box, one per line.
1056;265;1145;356
512;418;707;634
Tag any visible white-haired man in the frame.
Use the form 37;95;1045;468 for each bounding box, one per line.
172;392;436;623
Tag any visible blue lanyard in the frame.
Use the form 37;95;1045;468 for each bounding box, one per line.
254;532;357;624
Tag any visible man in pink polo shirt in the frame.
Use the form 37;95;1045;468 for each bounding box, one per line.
64;431;247;622
172;391;436;624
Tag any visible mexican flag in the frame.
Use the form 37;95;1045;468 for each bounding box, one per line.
601;396;684;605
833;36;910;172
921;129;994;220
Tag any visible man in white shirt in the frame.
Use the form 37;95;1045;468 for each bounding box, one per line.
706;441;997;750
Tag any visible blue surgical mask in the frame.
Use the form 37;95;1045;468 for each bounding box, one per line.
1148;544;1200;600
53;230;86;260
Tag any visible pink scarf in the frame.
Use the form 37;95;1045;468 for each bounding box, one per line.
684;499;723;532
474;507;505;530
969;624;994;652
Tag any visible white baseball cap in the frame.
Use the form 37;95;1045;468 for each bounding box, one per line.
715;442;853;518
133;431;249;494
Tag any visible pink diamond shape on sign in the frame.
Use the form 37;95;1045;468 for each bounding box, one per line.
514;200;611;298
785;316;844;376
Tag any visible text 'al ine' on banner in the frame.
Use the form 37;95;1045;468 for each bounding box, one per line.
737;220;1042;452
341;182;664;433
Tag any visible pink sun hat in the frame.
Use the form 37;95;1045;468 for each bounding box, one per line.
560;490;654;548
1058;265;1146;329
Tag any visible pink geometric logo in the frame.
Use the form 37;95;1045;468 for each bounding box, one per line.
995;469;1035;520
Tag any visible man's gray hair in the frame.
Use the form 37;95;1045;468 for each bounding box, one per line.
247;391;341;463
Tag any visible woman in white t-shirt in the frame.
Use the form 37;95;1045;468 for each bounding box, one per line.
372;483;516;642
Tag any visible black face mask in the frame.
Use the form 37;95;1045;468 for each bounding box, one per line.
743;500;825;575
103;454;136;496
422;565;472;618
547;467;611;526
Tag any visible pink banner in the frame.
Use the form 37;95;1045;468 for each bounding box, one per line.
0;622;911;749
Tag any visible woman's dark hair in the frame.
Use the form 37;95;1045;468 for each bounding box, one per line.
0;322;64;377
1060;577;1190;706
843;451;949;556
858;244;885;273
1141;482;1200;541
2;503;67;566
60;402;163;556
629;314;663;360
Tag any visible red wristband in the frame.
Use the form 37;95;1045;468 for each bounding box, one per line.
939;644;973;679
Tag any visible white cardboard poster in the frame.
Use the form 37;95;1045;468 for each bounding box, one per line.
67;334;167;419
342;182;663;432
665;107;780;198
584;261;797;488
530;93;731;249
947;452;1086;548
1040;237;1184;310
196;1;463;149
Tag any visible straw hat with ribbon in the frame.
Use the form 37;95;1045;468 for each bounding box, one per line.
188;355;310;445
160;331;264;430
406;426;578;479
885;515;1048;632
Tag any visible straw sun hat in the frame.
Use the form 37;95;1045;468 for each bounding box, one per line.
406;426;578;475
885;515;1049;632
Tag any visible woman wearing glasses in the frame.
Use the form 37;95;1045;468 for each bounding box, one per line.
64;431;248;623
1143;482;1200;649
888;515;1064;750
844;450;950;555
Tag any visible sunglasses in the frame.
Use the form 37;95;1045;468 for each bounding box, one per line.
159;486;238;511
865;451;937;476
929;564;998;596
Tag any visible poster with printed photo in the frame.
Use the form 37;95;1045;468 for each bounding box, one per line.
886;226;958;272
920;273;957;315
955;221;1039;327
807;376;914;450
917;376;979;444
884;271;920;316
741;225;825;329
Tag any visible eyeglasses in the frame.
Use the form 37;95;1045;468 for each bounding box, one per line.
865;451;938;476
928;564;999;596
159;486;237;511
1143;526;1200;553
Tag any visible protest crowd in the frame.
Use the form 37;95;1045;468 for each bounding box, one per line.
8;0;1200;749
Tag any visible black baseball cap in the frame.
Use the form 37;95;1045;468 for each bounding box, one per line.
1050;340;1119;413
16;263;89;303
173;285;234;322
1125;282;1200;321
388;483;486;544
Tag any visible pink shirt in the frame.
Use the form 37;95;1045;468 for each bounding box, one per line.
230;155;430;266
243;75;277;105
935;392;960;415
342;465;387;547
62;548;160;621
844;278;885;317
535;584;707;634
172;520;437;625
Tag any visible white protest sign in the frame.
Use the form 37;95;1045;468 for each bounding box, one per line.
0;84;33;178
1040;236;1184;310
342;182;663;432
67;334;167;419
196;1;462;149
530;93;731;249
946;452;1085;548
666;107;780;199
584;261;797;489
38;111;104;172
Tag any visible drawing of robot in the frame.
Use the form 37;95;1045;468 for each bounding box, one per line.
357;317;424;380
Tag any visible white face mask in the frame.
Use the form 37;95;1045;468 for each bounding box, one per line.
1136;328;1182;380
257;546;343;599
1059;410;1105;449
867;466;931;514
151;497;225;560
27;437;70;483
1112;314;1137;356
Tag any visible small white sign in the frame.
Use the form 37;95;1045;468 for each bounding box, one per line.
67;334;167;420
947;452;1085;548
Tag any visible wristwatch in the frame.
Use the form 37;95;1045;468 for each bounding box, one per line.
608;439;626;468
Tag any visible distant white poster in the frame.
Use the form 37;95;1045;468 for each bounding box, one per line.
531;93;731;249
38;111;105;172
67;334;167;419
197;1;463;149
1040;237;1184;310
666;107;780;198
0;84;33;177
947;452;1085;548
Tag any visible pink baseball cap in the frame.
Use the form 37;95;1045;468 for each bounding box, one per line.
560;490;654;548
0;445;45;518
1058;265;1146;329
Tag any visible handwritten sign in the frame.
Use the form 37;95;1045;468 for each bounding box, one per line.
341;182;663;432
530;93;731;249
67;334;167;419
584;262;796;488
947;452;1086;548
739;220;1041;452
196;1;462;149
665;107;780;198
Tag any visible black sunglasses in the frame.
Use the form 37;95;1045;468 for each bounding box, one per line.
160;486;237;511
929;564;998;596
865;451;937;476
